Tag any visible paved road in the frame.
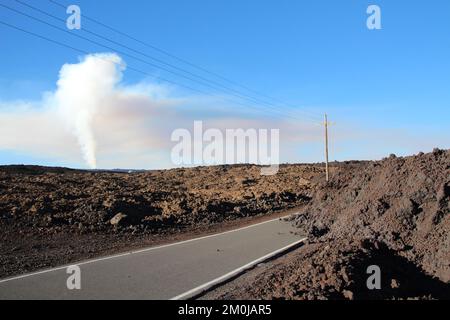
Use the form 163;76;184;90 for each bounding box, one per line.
0;216;304;300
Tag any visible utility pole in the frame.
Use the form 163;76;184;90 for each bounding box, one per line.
324;113;330;182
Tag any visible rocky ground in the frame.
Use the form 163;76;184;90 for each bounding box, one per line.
0;164;318;278
1;150;449;300
203;149;450;300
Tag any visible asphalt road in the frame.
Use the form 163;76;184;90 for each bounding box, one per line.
0;216;304;300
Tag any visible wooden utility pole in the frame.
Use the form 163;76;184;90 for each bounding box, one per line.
324;113;330;182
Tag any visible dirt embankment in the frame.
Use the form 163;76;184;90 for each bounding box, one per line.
205;149;450;300
0;164;319;278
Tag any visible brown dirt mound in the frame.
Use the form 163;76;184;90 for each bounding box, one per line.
206;149;449;300
296;149;449;281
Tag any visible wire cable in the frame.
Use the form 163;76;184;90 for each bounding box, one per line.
0;18;317;122
14;0;305;115
5;1;320;121
47;0;323;120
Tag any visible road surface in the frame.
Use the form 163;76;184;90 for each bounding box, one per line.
0;216;304;300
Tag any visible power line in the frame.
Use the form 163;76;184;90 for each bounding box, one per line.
5;1;320;122
0;19;197;95
15;0;305;116
47;0;323;120
0;3;254;104
0;19;314;122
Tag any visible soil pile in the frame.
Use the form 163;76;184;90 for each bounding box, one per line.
208;149;449;300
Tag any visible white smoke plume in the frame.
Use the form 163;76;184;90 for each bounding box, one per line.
0;53;180;169
52;53;124;168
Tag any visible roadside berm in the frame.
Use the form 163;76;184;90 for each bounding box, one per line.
203;149;449;299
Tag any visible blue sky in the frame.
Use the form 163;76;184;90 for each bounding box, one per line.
0;0;449;168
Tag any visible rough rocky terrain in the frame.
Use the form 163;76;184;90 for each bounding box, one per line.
0;164;318;278
203;149;450;300
1;150;449;300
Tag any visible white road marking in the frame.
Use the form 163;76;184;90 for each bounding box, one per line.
0;214;298;284
170;237;307;300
